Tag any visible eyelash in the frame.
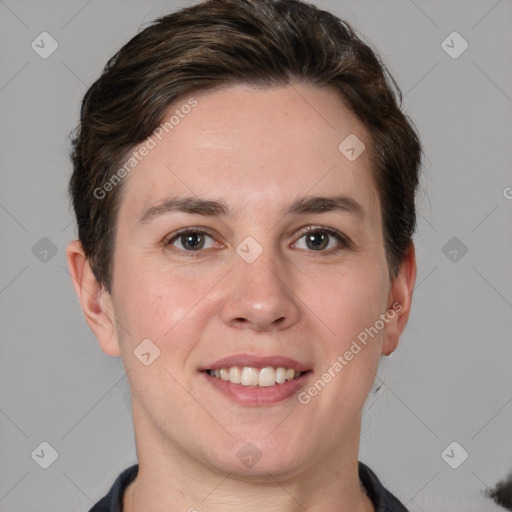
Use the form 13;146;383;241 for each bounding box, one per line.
163;225;352;257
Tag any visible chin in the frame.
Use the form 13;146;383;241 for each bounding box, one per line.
203;434;310;480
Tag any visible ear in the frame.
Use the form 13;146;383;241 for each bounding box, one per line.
66;239;121;357
381;243;417;356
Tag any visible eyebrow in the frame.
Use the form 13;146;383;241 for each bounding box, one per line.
137;193;364;224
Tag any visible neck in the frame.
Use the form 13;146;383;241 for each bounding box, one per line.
123;404;374;512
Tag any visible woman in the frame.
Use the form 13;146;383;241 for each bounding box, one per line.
66;0;421;510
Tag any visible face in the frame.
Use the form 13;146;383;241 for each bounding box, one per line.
82;83;414;479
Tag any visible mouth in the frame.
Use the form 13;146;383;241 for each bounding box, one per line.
204;366;307;386
199;354;312;405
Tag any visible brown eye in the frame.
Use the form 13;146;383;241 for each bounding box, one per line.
165;229;216;252
294;227;350;252
304;231;329;250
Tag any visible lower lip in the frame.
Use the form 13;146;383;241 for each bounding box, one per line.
201;371;311;406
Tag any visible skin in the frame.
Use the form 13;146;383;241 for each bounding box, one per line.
67;82;416;512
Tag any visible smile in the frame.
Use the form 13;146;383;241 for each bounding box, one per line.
206;366;303;387
199;353;312;405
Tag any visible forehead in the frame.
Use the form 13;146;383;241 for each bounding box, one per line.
117;83;380;227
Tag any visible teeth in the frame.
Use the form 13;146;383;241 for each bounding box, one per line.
276;367;287;383
207;366;304;386
258;367;276;387
241;367;259;386
228;366;241;384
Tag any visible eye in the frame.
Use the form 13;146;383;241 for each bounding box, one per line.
164;226;351;256
293;226;351;252
164;228;217;253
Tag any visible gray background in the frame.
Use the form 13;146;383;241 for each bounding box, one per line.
1;0;511;510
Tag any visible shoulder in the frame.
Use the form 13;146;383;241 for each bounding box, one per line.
358;461;410;512
88;464;139;512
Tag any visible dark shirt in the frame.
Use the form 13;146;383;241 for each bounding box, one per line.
89;461;409;511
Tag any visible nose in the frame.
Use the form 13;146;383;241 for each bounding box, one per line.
221;243;300;332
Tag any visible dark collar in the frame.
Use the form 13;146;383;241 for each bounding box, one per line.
89;461;409;511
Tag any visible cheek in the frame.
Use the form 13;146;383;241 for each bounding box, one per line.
112;265;210;412
111;256;209;358
303;264;389;345
115;243;204;322
299;265;388;407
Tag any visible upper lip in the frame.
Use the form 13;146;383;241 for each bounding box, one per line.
200;353;311;372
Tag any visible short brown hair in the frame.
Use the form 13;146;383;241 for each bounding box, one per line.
69;0;422;293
